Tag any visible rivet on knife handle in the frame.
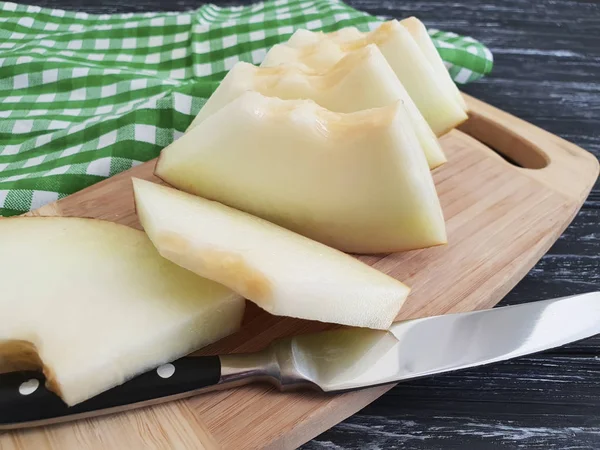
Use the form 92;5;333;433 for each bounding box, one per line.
0;356;223;429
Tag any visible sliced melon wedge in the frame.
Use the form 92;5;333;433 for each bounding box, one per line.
286;19;468;111
133;179;410;330
268;20;467;136
262;39;345;72
188;45;445;169
399;17;468;110
156;91;447;254
0;217;244;406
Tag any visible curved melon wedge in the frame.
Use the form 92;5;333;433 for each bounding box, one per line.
287;19;468;112
399;17;468;111
262;39;345;72
133;179;410;330
156;92;447;254
188;45;445;169
272;21;467;136
0;217;244;406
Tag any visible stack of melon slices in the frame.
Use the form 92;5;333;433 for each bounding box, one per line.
0;18;468;406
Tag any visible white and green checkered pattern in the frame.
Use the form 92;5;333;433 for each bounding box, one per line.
0;0;493;216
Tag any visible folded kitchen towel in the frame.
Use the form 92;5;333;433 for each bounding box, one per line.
0;0;493;216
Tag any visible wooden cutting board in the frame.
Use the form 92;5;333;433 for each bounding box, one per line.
2;95;598;450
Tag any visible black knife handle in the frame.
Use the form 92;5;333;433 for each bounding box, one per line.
0;356;221;430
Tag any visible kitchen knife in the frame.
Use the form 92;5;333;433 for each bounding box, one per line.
2;291;599;430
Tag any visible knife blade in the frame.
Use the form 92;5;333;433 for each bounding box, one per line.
2;291;599;430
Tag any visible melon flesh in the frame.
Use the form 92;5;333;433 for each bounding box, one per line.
0;217;244;406
156;91;447;254
399;17;468;110
262;39;346;72
287;19;468;111
133;179;410;330
268;20;467;136
188;45;445;169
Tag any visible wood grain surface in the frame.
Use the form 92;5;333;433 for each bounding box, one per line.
4;0;600;448
1;92;596;449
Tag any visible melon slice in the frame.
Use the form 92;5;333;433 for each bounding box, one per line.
188;45;445;169
133;179;410;330
286;19;468;111
262;38;345;72
156;91;447;254
0;217;244;406
267;20;467;135
399;17;468;110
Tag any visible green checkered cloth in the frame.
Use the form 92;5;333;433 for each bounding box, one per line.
0;0;493;216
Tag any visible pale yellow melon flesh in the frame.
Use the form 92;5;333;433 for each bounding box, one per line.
0;217;245;406
156;91;447;254
133;179;410;330
288;19;469;112
270;20;468;136
399;17;468;110
188;45;445;169
262;39;345;72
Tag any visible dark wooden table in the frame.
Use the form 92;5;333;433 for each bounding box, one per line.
39;0;600;447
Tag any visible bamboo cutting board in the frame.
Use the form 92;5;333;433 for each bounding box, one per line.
2;94;598;450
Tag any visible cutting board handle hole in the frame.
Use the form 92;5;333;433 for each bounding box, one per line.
458;112;549;170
